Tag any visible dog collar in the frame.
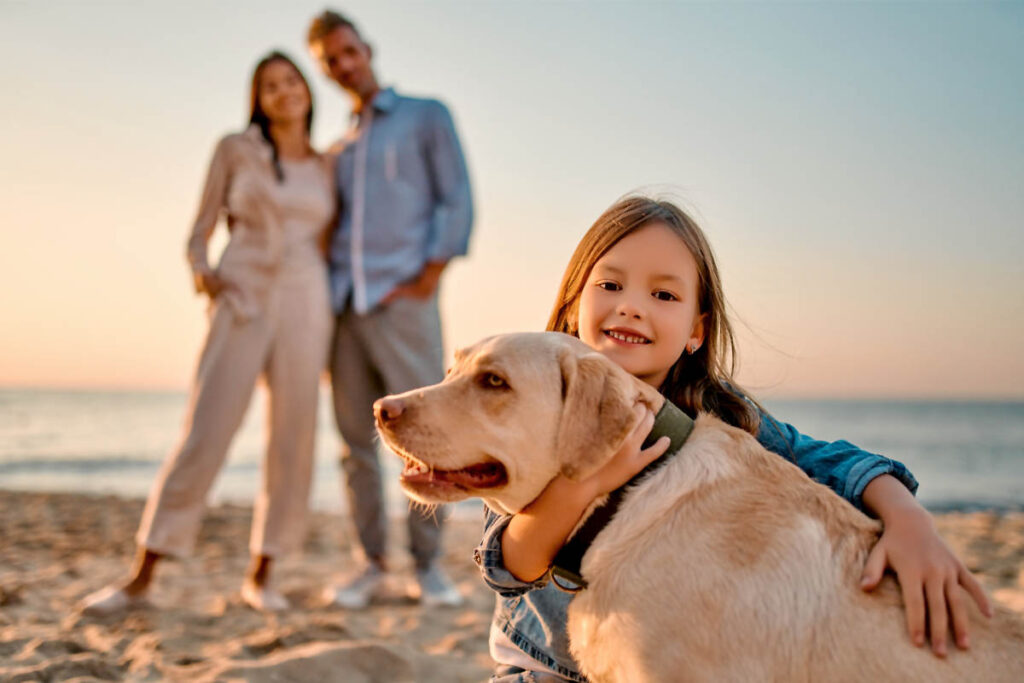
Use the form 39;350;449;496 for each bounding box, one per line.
551;399;695;591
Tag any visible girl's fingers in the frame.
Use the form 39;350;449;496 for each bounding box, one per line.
640;436;670;465
901;574;927;648
925;576;949;657
627;405;653;443
860;543;887;591
960;567;993;618
946;579;970;650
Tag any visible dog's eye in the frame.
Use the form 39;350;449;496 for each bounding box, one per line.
478;372;509;389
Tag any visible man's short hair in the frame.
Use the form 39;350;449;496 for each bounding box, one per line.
307;9;362;46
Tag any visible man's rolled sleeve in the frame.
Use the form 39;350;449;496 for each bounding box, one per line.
474;506;551;598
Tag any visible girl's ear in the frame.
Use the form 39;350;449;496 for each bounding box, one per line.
556;349;637;480
688;313;709;353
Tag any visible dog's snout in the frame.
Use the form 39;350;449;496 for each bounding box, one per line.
374;396;405;424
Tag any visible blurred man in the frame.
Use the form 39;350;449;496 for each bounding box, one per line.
308;9;473;608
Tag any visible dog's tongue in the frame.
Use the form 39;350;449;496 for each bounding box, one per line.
402;462;505;489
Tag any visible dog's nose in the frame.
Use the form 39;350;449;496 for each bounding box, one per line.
374;396;405;424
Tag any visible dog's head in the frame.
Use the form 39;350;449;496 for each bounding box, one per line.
374;332;660;514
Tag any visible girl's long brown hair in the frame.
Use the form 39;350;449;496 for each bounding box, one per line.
547;196;760;434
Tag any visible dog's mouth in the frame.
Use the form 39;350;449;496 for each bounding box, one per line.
399;458;508;491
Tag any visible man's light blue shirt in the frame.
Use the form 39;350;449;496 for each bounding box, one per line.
329;87;473;313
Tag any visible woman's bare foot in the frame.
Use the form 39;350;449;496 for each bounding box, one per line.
240;581;290;611
240;555;289;611
79;547;161;615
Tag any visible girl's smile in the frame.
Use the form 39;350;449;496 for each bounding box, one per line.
577;222;705;388
603;327;651;345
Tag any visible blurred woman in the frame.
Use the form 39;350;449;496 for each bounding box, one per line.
81;51;334;613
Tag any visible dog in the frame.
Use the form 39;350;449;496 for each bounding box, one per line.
373;332;1024;682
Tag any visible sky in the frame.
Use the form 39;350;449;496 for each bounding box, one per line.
1;1;1022;398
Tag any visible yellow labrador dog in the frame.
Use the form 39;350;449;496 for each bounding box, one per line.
374;332;1023;682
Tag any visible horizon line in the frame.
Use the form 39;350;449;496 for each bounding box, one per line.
3;383;1023;404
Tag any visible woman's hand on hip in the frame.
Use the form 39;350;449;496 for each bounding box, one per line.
195;271;233;299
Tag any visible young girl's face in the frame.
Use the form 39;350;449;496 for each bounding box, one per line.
577;222;706;388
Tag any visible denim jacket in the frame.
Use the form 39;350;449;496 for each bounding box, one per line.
473;410;919;680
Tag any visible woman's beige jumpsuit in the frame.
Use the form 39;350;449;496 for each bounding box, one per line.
136;126;334;558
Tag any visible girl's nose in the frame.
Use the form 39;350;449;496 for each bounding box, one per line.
615;295;644;319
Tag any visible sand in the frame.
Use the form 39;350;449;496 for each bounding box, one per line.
1;490;1022;682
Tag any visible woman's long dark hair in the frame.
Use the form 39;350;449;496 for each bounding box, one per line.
249;51;315;183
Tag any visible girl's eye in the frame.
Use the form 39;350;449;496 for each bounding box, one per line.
653;290;678;302
597;281;621;292
479;372;509;389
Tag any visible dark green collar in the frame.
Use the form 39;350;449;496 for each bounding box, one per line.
551;399;695;591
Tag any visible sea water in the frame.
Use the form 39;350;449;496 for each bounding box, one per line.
1;388;1021;517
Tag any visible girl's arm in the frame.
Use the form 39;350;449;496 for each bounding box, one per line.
860;474;992;656
499;405;669;583
474;506;544;598
756;412;918;510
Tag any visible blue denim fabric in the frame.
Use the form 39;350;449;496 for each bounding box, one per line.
756;412;918;509
473;408;919;679
329;87;473;314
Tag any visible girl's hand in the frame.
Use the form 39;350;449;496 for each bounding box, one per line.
860;505;993;657
580;404;671;499
500;404;668;583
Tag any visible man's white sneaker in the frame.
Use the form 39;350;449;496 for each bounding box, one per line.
323;564;386;609
79;585;150;616
413;564;463;607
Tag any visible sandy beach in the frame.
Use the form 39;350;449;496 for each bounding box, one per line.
1;490;1022;682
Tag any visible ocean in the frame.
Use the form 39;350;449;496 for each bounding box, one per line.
1;388;1021;516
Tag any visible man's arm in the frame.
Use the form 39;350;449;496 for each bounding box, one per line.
383;100;472;303
423;100;473;264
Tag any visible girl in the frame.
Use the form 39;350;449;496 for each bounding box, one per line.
476;196;991;682
80;52;334;614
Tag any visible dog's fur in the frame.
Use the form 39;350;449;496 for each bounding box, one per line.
375;332;1024;682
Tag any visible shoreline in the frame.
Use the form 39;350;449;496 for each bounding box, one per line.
1;489;1023;681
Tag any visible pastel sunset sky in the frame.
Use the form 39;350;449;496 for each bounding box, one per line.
1;1;1021;398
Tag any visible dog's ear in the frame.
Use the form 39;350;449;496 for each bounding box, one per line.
556;349;638;480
